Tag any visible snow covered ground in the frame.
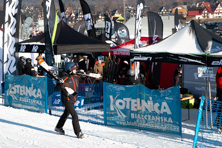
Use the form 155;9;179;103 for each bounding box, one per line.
0;96;201;148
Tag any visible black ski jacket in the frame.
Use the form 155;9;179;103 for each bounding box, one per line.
55;74;81;104
25;63;36;76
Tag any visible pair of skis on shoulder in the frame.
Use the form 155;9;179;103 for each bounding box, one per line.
38;59;63;83
38;59;76;95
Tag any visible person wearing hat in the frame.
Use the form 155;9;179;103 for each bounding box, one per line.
94;59;104;75
18;56;26;75
24;58;36;76
36;54;44;76
125;69;141;85
118;60;129;85
36;54;44;61
54;62;84;139
78;55;86;72
173;65;183;86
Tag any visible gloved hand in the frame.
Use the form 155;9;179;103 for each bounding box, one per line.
65;87;75;96
59;78;64;84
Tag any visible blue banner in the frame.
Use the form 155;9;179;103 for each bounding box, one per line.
103;82;182;135
4;74;48;113
51;91;84;108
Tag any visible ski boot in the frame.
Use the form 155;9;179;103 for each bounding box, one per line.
55;127;65;135
77;132;84;139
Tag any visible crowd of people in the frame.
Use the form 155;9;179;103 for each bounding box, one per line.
18;56;36;76
17;54;184;89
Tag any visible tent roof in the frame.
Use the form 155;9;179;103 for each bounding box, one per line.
131;20;222;66
17;21;110;54
54;21;110;54
125;16;174;39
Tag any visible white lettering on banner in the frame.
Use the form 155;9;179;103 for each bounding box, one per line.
120;39;125;44
45;0;52;19
105;21;111;39
152;35;159;43
211;60;222;65
194;72;215;80
131;113;173;123
114;31;118;42
112;50;130;56
4;0;19;75
19;97;43;105
135;2;144;49
179;57;203;64
195;86;216;93
32;45;38;52
114;120;175;129
11;103;41;111
133;56;152;61
8;84;43;99
45;0;54;36
109;95;172;115
53;98;60;105
20;45;26;52
84;13;93;30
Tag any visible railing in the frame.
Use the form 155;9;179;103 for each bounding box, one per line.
193;97;222;147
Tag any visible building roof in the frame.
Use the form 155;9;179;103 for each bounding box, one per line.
202;2;213;13
188;10;200;16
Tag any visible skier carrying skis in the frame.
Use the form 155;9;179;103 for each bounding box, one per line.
54;62;84;138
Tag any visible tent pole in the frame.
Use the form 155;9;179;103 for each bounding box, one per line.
205;77;208;128
208;76;213;129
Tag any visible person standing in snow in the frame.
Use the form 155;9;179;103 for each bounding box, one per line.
54;62;84;138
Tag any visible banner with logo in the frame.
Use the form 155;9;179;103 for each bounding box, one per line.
43;0;57;66
79;0;96;39
3;0;21;79
4;74;48;113
58;0;66;22
103;82;182;135
147;11;163;43
114;21;130;45
134;0;145;49
104;13;112;40
183;65;217;98
50;91;84;108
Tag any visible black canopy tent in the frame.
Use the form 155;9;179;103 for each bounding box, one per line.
16;20;110;54
131;20;222;67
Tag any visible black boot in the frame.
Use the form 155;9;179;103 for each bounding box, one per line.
55;127;65;135
77;132;84;139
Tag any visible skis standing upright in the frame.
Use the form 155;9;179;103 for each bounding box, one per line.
108;55;116;83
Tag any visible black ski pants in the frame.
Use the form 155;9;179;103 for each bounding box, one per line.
56;101;81;135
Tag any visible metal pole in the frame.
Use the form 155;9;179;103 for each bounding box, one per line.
123;0;125;23
205;77;208;128
208;77;213;129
